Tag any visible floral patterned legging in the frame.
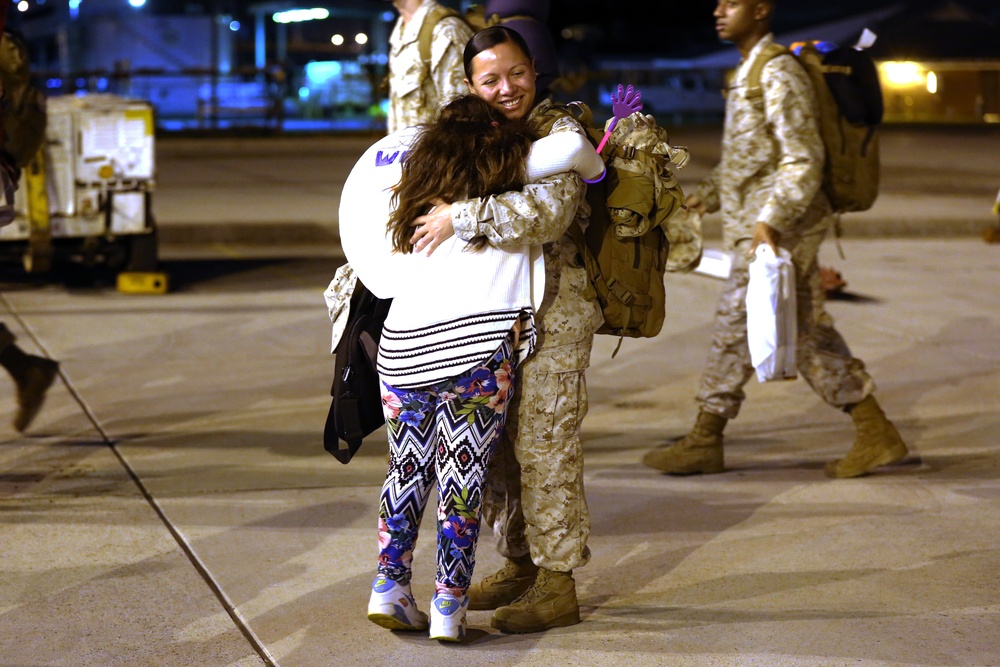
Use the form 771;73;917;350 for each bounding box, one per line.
376;335;517;597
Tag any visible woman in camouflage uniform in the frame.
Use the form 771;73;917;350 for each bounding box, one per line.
408;26;599;633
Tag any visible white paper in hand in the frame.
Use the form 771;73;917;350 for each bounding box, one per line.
746;244;797;382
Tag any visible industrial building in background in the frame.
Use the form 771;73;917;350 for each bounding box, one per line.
5;0;999;131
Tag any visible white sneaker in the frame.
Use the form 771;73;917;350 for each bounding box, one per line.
367;576;428;631
429;592;468;642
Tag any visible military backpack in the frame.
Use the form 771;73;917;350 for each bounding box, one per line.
534;102;701;355
746;39;884;213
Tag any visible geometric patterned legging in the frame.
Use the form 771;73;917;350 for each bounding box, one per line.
376;334;516;596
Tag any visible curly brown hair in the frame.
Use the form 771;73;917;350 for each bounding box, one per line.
388;94;538;253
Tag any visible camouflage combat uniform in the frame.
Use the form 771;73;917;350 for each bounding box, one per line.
386;0;474;133
693;34;875;419
452;100;603;572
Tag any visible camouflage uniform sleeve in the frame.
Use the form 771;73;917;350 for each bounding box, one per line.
695;167;722;213
756;56;824;235
430;17;475;107
452;116;587;248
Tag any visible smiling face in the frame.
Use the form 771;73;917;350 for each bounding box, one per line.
465;40;537;121
713;0;772;51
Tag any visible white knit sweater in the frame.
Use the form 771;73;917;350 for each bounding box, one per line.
339;126;603;388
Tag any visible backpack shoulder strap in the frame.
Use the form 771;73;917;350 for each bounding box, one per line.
532;101;577;134
745;42;791;101
418;5;462;70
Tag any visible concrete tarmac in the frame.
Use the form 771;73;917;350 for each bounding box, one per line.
1;126;999;666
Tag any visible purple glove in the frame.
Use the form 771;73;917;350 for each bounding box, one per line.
596;84;643;155
608;84;643;133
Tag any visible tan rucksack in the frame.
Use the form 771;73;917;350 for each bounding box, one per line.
746;40;883;213
535;103;701;355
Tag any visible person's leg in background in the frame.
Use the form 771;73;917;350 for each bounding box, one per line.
0;321;58;432
474;266;600;634
642;246;755;474
788;231;907;478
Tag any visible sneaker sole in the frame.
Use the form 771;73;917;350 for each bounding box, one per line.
367;611;428;631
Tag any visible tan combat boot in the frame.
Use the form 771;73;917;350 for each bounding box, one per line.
467;554;538;611
491;568;580;634
641;410;726;474
825;395;908;478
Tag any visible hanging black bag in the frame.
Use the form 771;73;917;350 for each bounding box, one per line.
323;279;392;463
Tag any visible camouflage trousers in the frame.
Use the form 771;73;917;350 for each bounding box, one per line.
482;265;603;572
697;232;875;419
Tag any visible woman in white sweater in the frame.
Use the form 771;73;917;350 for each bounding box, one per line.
340;94;602;642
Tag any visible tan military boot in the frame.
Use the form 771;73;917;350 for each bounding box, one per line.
825;395;909;478
491;568;580;634
467;555;538;611
641;410;726;474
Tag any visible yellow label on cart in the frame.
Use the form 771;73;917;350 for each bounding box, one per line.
117;271;170;295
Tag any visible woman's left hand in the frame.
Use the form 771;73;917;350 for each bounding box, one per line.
410;200;454;254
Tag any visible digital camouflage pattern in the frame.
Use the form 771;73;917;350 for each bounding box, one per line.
387;0;474;133
697;235;875;419
695;34;831;251
453;100;595;319
324;263;357;352
603;111;701;272
693;34;875;419
453;100;601;571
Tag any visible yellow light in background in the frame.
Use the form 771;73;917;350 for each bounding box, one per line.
880;61;925;88
355;33;368;45
926;71;938;94
331;34;344;46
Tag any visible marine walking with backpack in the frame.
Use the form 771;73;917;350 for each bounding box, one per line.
642;0;909;479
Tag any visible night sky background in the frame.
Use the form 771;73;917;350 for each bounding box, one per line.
9;0;1000;62
546;0;1000;57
